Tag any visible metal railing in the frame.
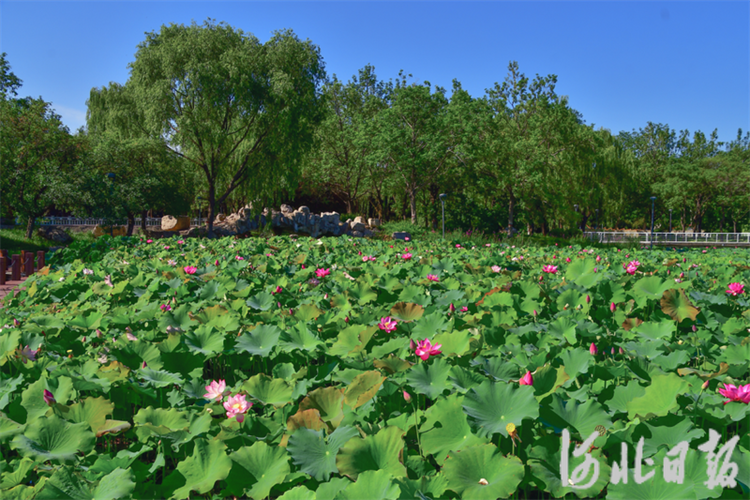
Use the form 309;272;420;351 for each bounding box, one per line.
585;231;750;246
21;216;205;228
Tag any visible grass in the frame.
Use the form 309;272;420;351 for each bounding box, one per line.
0;226;96;255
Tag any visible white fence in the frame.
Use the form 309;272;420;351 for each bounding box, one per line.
585;231;750;245
26;216;203;227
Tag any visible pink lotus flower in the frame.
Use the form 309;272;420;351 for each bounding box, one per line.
427;274;439;282
43;389;56;406
625;265;638;275
146;239;153;243
164;245;170;250
491;265;501;273
726;283;745;296
272;286;283;295
610;302;616;312
19;345;39;364
177;240;184;244
378;317;398;333
586;295;590;304
204;379;227;402
455;244;462;248
460;306;468;312
519;371;533;386
315;268;330;278
215;259;219;266
235;255;244;260
596;255;601;263
542;265;558;274
402;253;413;260
589;343;598;355
184;266;197;275
414;339;442;361
223;393;251;422
160;304;171;312
449;303;456;313
565;257;571;263
405;237;410;241
717;383;750;405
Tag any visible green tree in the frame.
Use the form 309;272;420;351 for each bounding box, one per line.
0;52;22;98
123;19;326;236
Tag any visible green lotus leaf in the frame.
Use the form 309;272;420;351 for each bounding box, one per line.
0;374;23;410
343;371;385;409
442;444;524;499
158;304;198;331
277;486;317;500
66;397;114;433
462;381;539;438
411;312;450;338
556;289;588;314
247;291;275;311
287;426;359;481
405;357;452;400
225;441;290;500
169;439;231;500
0;457;34;490
336;426;406;480
295;304;323;322
328;325;376;358
660;288;700;322
346;283;378;305
627;373;690;420
633;321;675;342
528;436;611;499
434;289;464;307
0;329;21;365
478;290;513;308
632;276;669;303
183;325;225;357
95;419;132;438
198;281;220;301
718;342;750;365
448;365;485;393
299;387;345;427
548;317;578;345
393;474;449;500
279;323;322;353
21;377;53;422
603;379;647;414
480;357;519;382
651;350;691;371
0;414;24;442
134;407;189;439
36;467;134;500
373;355;413;374
242;373;294;407
565;258;600;288
539;394;612;438
138;367;184;388
68;310;104;330
11;415;95;463
236;324;282;357
389;302;424;322
334;470;401;500
533;364;571;400
559;348;593;380
432;329;472;357
419;393;486;464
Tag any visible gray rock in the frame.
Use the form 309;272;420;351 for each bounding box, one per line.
161;215;190;231
392;231;412;241
364;229;374;238
37;226;73;244
368;218;381;227
353;216;366;225
351;231;364;238
281;204;294;214
350;221;365;232
298;206;310;215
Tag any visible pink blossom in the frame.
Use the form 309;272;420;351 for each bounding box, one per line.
378;317;398;333
596;255;601;263
610;302;616;312
586;295;590;304
215;260;219;266
223;393;251;422
726;283;745;296
146;239;153;244
427;274;439;282
625;265;638;275
315;268;331;278
403;391;412;403
19;345;39;364
43;389;56;406
177;240;184;244
542;265;558;274
204;379;227;402
160;304;171;312
449;303;456;313
236;255;244;260
565;257;571;263
519;371;533;386
460;306;468;312
414;339;442;361
164;245;170;250
491;265;501;273
184;266;198;275
272;286;283;295
717;383;750;405
402;253;413;260
589;343;598;355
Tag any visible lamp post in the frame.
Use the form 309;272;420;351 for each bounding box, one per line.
107;173;115;238
439;194;447;240
669;209;673;233
650;196;657;250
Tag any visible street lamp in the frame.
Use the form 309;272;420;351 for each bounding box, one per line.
107;173;115;238
650;196;657;250
669;209;673;233
439;193;447;240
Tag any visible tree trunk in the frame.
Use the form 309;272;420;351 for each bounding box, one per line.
429;185;438;231
207;183;216;238
141;210;148;233
126;212;135;236
25;216;36;239
409;189;417;225
508;194;516;236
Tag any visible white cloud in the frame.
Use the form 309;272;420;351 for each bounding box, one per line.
52;104;87;132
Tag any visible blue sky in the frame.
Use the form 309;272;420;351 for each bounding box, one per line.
1;1;748;144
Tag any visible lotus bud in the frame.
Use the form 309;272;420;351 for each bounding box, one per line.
289;309;294;315
589;343;598;355
325;294;328;299
586;295;590;304
679;272;684;279
344;317;349;323
610;302;616;313
702;380;709;390
43;389;56;406
96;329;102;338
403;391;412;403
533;310;537;317
142;361;147;369
215;260;219;266
449;303;455;313
410;339;416;351
82;337;86;343
519;371;533;386
611;347;615;355
13;319;20;327
619;347;624;355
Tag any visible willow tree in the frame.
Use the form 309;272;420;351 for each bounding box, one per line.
125;19;326;236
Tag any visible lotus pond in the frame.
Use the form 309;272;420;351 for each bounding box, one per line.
0;236;748;499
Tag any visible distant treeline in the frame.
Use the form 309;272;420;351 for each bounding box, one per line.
2;19;748;239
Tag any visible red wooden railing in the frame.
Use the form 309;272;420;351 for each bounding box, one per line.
0;250;45;285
